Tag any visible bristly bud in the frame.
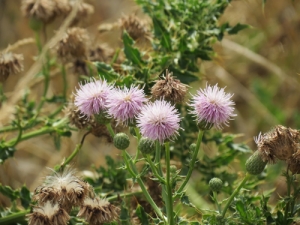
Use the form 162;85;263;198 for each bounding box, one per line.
77;197;119;224
33;169;93;212
0;52;24;82
113;133;130;150
27;201;70;225
64;104;91;129
255;125;300;163
57;27;89;63
120;15;148;41
245;151;267;175
151;70;188;104
209;178;223;192
138;137;155;155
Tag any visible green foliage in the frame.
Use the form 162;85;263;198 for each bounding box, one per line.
0;184;31;209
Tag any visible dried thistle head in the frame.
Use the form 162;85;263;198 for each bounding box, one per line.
0;52;24;82
57;27;89;63
120;15;148;41
21;0;56;23
64;103;91;129
33;169;93;212
69;0;94;25
53;0;71;16
89;44;114;63
77;197;119;224
27;201;69;225
255;125;300;163
151;69;188;103
287;157;300;174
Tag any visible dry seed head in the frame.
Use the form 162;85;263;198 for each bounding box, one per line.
120;15;148;40
0;52;24;82
89;44;114;63
151;69;188;103
77;197;119;224
287;157;300;174
255;125;300;163
53;0;71;16
21;0;56;23
57;27;89;62
64;103;91;129
34;169;93;212
69;0;94;25
27;201;69;225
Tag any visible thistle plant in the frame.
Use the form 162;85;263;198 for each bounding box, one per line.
1;0;300;225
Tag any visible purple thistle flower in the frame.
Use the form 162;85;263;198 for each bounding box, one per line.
74;79;112;117
136;100;181;143
189;84;236;129
106;85;148;125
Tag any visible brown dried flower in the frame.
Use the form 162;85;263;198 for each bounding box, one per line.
64;103;91;129
33;169;93;212
77;197;119;224
255;125;300;163
0;52;24;82
27;201;70;225
21;0;56;23
69;0;94;25
57;27;89;62
89;44;114;63
151;69;188;103
120;15;148;41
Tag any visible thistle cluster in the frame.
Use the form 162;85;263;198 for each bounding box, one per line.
28;169;119;225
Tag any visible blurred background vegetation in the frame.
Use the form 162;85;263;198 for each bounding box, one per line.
0;0;300;212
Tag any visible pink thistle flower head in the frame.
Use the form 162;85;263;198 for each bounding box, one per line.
136;99;181;143
74;78;112;117
106;85;148;125
189;84;236;129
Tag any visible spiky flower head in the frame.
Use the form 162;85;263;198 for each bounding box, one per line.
64;103;91;129
77;197;119;224
33;169;92;212
21;0;56;23
209;178;223;192
106;85;147;125
120;14;148;41
189;84;236;130
151;69;188;103
27;201;69;225
74;79;112;117
57;27;89;62
136;100;181;143
0;52;24;82
254;125;300;163
245;150;267;175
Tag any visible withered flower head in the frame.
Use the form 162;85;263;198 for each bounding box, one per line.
77;197;119;224
53;0;71;16
57;27;89;62
120;15;148;40
287;157;300;174
64;103;91;129
34;169;93;212
151;69;188;103
21;0;56;23
69;0;94;25
255;125;300;163
0;52;24;82
89;44;114;63
27;201;69;225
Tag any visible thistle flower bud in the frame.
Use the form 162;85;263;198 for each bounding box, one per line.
151;70;188;104
113;133;130;150
0;52;24;82
245;151;267;175
77;197;119;224
189;143;196;152
209;177;223;192
138;137;155;155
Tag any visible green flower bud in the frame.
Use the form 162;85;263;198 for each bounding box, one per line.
170;165;177;174
189;143;196;152
197;120;213;131
245;151;267;175
113;133;130;150
138;137;155;155
129;127;136;137
94;112;111;125
209;177;223;192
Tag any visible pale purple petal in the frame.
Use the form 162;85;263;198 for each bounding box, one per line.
74;79;112;116
189;84;236;129
136;100;181;143
106;85;148;124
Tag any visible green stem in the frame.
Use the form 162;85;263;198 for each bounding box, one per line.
134;127;141;162
5;117;68;146
165;142;174;225
213;191;222;213
106;191;143;202
105;123;115;138
0;210;29;225
176;130;204;195
122;151;166;222
0;125;16;133
146;155;166;184
284;170;292;222
221;173;250;218
61;64;67;101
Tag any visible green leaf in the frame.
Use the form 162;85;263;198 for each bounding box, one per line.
135;204;149;225
228;23;250;35
0;184;19;201
94;62;119;82
0;145;16;164
120;201;130;224
122;32;145;67
20;186;31;209
152;17;172;51
236;200;247;219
